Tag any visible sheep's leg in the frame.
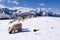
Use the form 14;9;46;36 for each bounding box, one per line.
18;29;22;32
15;30;18;33
12;30;15;33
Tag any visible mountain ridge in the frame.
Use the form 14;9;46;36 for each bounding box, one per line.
0;7;60;20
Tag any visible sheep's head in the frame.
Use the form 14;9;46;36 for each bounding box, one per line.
8;27;12;34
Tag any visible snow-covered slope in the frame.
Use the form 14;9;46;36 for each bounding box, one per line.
0;17;60;40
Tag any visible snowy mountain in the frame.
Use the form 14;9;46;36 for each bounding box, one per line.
0;7;60;19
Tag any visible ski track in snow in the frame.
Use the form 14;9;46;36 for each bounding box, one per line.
0;17;60;40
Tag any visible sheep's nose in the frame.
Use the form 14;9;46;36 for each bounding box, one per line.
9;32;11;34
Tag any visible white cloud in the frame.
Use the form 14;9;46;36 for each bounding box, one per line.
7;0;19;5
48;8;53;9
0;0;2;1
0;0;6;2
12;1;19;5
7;0;11;3
0;4;5;8
39;3;45;6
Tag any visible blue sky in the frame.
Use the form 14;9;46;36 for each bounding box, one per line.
0;0;60;10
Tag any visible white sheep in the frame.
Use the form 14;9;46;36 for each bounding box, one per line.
8;19;23;34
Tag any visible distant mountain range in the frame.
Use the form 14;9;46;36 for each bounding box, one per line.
0;7;60;20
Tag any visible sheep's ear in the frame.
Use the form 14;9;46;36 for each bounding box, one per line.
9;21;12;24
13;19;17;21
9;20;13;24
9;19;16;24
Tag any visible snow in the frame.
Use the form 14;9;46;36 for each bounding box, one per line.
0;17;60;40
